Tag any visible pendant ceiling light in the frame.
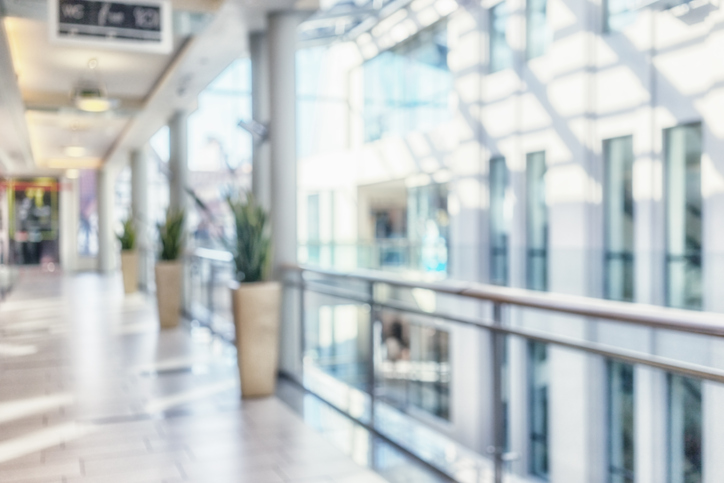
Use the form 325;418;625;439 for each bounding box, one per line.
72;58;118;113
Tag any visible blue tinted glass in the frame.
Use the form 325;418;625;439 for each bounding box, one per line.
490;156;509;286
490;2;512;72
526;152;547;291
363;21;451;142
527;0;547;59
605;0;637;32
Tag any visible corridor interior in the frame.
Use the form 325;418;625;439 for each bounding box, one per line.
0;269;400;483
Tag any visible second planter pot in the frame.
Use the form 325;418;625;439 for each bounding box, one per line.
155;260;183;329
119;250;138;294
231;281;281;398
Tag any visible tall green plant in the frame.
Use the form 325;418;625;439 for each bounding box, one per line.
117;216;136;251
227;193;271;283
157;209;185;261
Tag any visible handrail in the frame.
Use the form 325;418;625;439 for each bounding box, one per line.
285;264;724;338
189;247;234;263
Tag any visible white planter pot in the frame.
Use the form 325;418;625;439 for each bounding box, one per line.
120;250;138;294
231;281;281;398
155;260;183;329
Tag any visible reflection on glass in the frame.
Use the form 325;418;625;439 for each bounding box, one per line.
604;136;634;302
378;315;450;420
527;0;547;59
78;170;98;257
408;183;449;274
490;1;512;72
306;302;369;390
665;123;702;310
608;361;635;483
363;21;451;142
527;152;547;291
668;374;702;483
490;156;509;286
604;0;636;33
529;341;548;478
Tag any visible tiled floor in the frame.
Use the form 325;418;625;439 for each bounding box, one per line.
0;268;389;483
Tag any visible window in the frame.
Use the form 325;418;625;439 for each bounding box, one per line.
529;341;548;478
363;21;452;142
527;0;548;59
668;374;702;483
490;1;512;72
608;361;635;483
307;194;321;264
604;0;636;33
665;123;702;310
527;152;547;291
490;157;509;286
604;136;634;302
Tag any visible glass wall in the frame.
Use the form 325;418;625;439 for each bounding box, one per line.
668;374;702;483
604;136;634;302
490;156;509;286
608;361;635;483
307;193;321;264
490;1;512;72
527;0;547;59
604;0;637;33
665;123;702;310
526;152;547;291
408;182;449;274
363;21;451;142
529;341;549;478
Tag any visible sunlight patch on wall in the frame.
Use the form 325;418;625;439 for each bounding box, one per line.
546;163;602;204
701;154;724;198
632;158;663;202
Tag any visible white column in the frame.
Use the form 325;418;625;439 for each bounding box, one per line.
251;31;272;213
59;174;79;272
131;148;150;290
269;11;300;273
169;111;189;215
97;165;116;274
268;11;302;378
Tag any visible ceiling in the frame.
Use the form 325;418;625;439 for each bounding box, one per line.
0;0;318;176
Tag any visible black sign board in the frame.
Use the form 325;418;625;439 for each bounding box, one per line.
51;0;170;51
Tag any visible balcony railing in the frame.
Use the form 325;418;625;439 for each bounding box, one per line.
184;247;724;483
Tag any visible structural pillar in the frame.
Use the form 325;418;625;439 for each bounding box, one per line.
169;111;189;215
250;31;272;213
131;148;149;290
269;11;300;273
97;165;116;274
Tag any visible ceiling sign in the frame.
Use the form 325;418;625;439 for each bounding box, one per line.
48;0;172;53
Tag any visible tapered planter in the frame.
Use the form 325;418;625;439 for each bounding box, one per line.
155;261;183;329
231;281;281;398
119;250;138;294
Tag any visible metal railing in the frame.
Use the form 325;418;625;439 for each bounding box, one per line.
284;263;724;483
181;247;724;483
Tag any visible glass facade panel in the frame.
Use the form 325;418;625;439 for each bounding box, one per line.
527;0;547;59
307;194;321;264
379;315;451;420
526;152;547;291
529;341;548;478
608;361;635;483
668;374;702;483
490;1;512;72
363;21;451;142
604;136;635;302
665;123;702;310
490;156;509;286
605;0;636;33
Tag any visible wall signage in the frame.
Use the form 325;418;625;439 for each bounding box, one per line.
49;0;172;53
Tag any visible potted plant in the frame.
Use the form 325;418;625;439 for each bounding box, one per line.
117;216;137;294
226;193;280;398
155;209;185;329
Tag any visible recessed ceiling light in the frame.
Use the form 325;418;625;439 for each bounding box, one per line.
64;146;86;157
